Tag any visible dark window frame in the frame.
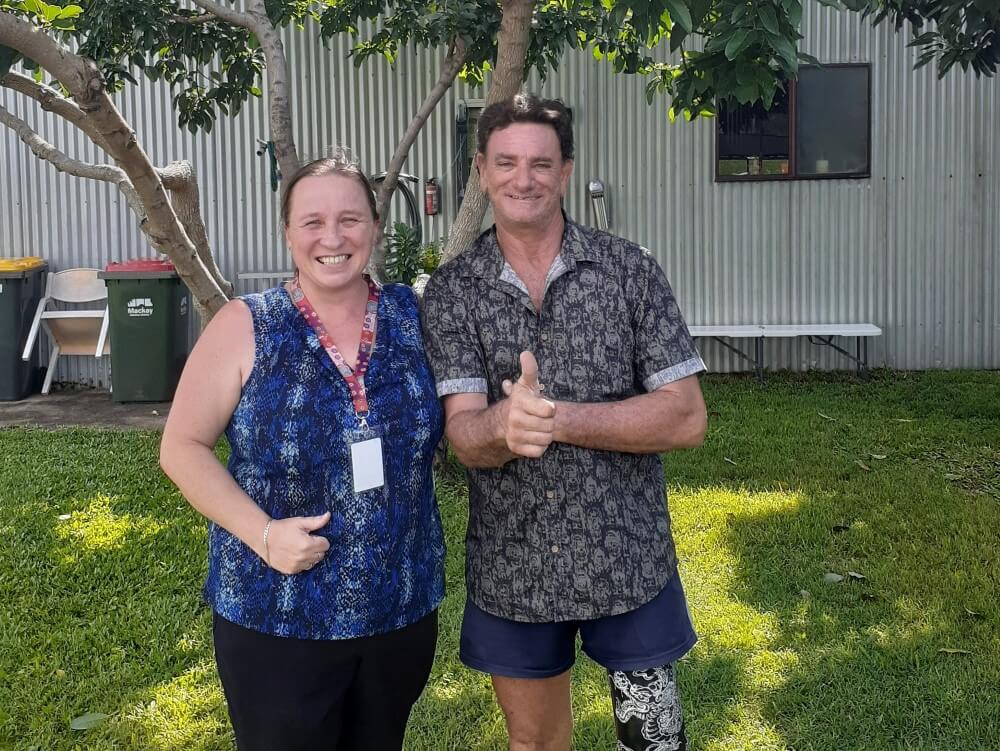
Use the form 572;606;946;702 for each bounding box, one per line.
714;63;872;183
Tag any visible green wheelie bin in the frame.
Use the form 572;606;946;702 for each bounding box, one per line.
99;259;191;402
0;257;48;401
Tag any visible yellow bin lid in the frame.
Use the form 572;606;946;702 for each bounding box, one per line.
0;256;46;271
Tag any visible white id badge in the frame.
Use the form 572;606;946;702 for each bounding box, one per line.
350;435;385;493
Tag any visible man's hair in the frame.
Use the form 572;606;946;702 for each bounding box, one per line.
476;94;574;161
280;149;378;226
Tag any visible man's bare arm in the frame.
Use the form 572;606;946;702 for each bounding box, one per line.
443;352;556;468
443;394;517;468
552;375;707;454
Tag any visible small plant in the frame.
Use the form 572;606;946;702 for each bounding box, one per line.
420;238;443;274
383;221;423;285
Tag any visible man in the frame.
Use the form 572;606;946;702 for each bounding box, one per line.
421;93;707;751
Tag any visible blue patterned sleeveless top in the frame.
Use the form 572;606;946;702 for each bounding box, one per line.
203;283;445;639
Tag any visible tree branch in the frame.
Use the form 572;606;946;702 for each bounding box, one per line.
191;0;300;184
0;11;229;316
375;38;468;227
1;106;231;304
0;102;144;216
2;70;229;299
1;70;111;153
168;12;215;25
186;0;252;27
0;13;93;91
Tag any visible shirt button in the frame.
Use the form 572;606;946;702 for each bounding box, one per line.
546;490;555;500
551;544;560;554
540;332;549;341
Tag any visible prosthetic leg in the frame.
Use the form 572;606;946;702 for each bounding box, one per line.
608;664;686;751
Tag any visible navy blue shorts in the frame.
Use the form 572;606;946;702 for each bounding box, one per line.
460;571;697;678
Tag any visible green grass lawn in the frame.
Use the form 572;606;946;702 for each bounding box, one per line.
1;370;998;750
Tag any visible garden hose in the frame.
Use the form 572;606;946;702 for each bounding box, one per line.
255;139;281;192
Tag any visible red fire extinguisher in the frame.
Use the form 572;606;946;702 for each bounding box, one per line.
424;178;441;216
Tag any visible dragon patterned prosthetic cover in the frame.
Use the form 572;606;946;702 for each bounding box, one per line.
608;664;686;751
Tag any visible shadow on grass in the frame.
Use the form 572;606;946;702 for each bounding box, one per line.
715;485;1000;751
658;371;1000;749
681;476;1000;751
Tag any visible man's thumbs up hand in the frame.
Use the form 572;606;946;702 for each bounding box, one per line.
516;350;541;393
500;351;556;458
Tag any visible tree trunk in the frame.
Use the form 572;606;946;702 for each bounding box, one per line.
248;0;300;186
441;0;534;263
159;161;233;298
190;0;300;186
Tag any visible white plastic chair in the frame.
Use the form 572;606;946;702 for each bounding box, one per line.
21;268;110;394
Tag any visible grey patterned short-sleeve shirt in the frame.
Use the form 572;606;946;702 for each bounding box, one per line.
421;219;705;622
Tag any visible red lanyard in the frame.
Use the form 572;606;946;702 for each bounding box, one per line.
288;277;380;424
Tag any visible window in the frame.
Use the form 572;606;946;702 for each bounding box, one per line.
716;64;871;181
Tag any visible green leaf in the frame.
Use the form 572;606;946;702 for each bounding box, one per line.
669;23;688;53
769;32;798;69
724;29;750;60
762;82;777;109
798;51;821;66
644;82;656;105
735;83;756;103
758;5;780;36
70;712;109;731
55;5;82;19
663;0;693;33
787;0;802;27
20;0;48;15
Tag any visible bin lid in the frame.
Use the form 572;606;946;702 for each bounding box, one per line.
101;258;179;279
0;256;46;271
104;258;176;273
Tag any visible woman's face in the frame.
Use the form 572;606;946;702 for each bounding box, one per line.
284;174;378;297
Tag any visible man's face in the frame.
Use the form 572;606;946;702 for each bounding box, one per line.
476;122;574;233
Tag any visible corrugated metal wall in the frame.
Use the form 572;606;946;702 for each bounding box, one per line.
2;4;997;387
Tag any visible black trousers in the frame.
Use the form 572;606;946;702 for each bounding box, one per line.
213;610;438;751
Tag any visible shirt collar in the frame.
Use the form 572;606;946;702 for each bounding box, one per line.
465;214;600;281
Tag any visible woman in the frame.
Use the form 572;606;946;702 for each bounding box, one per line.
160;154;445;751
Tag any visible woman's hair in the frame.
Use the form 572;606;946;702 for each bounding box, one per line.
280;149;378;226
